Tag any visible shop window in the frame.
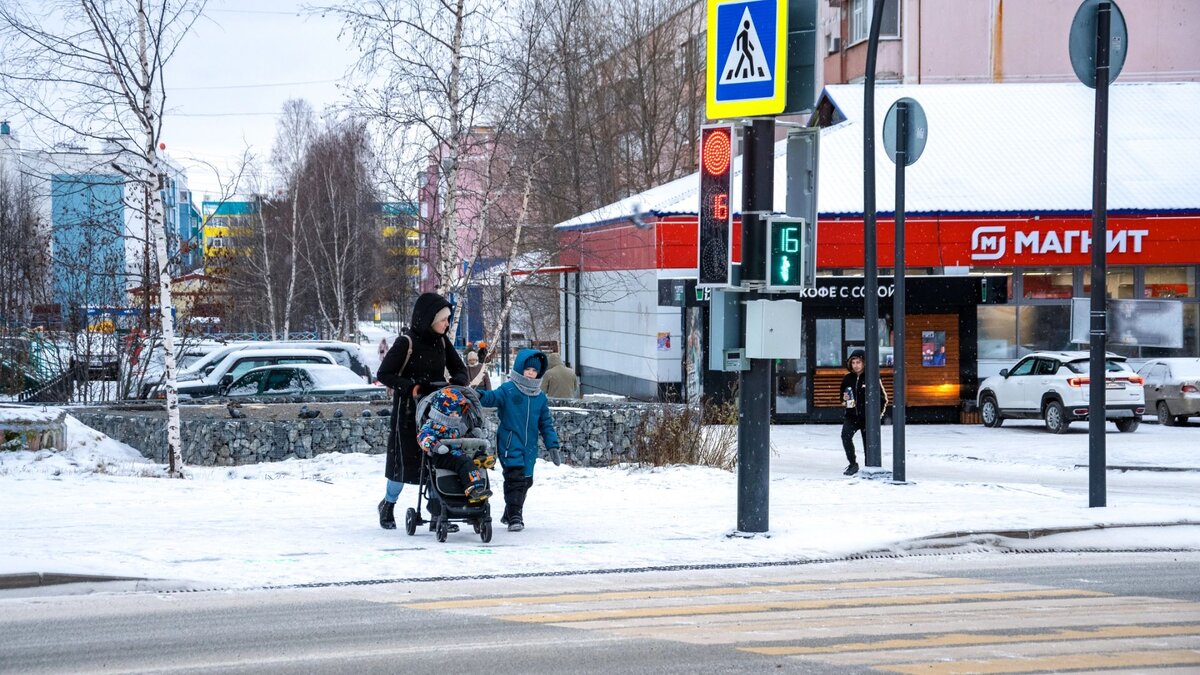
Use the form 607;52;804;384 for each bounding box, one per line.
979;305;1017;359
1017;305;1073;354
1020;268;1074;300
1082;267;1135;299
816;319;842;367
1143;267;1196;298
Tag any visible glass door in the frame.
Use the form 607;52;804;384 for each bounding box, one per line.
775;334;808;415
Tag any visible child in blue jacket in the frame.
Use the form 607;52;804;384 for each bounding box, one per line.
477;348;561;532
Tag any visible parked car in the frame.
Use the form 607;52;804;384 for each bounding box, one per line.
171;348;336;399
222;363;386;398
1136;358;1200;426
977;351;1145;433
74;331;119;378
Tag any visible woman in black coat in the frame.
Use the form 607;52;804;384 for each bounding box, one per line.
376;292;469;529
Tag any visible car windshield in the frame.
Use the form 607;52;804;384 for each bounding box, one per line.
307;366;372;388
1064;359;1129;374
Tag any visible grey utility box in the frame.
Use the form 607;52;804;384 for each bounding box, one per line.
745;299;804;359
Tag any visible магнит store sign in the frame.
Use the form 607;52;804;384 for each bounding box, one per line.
815;216;1200;269
946;217;1198;267
970;225;1148;260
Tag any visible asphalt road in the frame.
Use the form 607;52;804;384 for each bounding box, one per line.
2;551;1198;674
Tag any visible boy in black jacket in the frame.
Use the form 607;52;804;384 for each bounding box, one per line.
839;349;888;476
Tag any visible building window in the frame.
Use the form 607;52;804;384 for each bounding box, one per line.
850;0;900;45
1144;266;1196;298
1020;268;1073;300
1018;304;1073;354
1081;267;1135;299
978;305;1018;359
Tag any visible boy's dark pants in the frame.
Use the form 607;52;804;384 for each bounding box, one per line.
502;465;533;522
840;416;864;464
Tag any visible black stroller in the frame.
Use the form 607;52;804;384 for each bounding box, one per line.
403;385;495;543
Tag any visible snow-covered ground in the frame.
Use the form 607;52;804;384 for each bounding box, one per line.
2;410;1199;592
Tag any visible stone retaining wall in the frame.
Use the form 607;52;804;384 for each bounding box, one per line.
72;398;676;467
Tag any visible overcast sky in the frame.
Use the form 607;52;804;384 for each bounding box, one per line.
162;0;359;201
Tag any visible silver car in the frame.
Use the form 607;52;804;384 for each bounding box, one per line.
1137;358;1200;426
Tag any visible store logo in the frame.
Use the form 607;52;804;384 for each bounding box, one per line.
970;225;1151;259
970;225;1007;260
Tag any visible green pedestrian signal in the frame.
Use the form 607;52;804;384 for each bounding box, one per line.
766;216;815;291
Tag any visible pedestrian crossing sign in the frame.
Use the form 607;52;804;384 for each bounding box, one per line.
707;0;788;118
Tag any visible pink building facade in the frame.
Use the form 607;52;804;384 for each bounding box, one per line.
821;0;1200;85
418;126;518;293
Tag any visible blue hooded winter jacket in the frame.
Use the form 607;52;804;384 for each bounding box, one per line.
477;348;560;477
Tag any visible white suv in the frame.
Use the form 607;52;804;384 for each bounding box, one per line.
977;351;1145;433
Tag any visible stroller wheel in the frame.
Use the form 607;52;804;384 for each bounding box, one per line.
473;520;481;534
436;520;449;543
404;508;417;536
480;520;492;543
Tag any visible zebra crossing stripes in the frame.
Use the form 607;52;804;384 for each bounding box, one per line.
399;574;1200;672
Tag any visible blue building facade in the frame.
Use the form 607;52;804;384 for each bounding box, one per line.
50;174;127;322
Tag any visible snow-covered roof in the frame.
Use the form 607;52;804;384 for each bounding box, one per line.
556;81;1200;227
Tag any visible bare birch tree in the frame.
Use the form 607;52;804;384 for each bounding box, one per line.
270;99;318;339
333;0;508;299
0;0;207;477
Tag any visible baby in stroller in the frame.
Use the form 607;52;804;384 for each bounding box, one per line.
405;385;498;542
418;386;495;502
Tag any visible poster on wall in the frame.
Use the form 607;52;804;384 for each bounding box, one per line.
656;332;672;351
922;330;947;366
685;308;704;404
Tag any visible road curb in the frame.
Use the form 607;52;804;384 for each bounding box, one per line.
0;572;144;590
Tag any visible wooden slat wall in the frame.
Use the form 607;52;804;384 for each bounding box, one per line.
811;314;960;409
905;314;961;406
814;368;894;408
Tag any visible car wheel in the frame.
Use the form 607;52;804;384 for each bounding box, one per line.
1044;400;1069;434
1115;417;1140;433
1157;402;1176;426
980;396;1003;428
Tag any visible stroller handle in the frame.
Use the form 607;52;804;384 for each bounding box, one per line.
435;438;490;454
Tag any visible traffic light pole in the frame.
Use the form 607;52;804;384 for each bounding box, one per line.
737;118;774;534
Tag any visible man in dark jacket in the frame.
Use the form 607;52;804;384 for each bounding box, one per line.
839;348;888;476
375;292;469;529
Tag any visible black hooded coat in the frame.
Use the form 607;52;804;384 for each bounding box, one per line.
376;293;469;483
839;348;888;424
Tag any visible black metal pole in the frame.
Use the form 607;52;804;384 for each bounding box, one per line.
863;0;887;467
1088;2;1111;508
737;118;774;533
892;101;907;483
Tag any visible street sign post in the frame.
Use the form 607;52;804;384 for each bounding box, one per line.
883;97;928;485
1070;0;1127;508
706;0;789;118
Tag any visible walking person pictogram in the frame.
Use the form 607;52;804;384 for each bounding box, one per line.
718;8;771;85
728;20;764;80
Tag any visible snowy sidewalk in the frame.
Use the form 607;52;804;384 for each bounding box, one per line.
2;415;1199;591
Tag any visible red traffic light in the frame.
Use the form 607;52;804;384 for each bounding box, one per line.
702;128;731;176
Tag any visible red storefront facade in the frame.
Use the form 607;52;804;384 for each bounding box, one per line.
559;210;1200;410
